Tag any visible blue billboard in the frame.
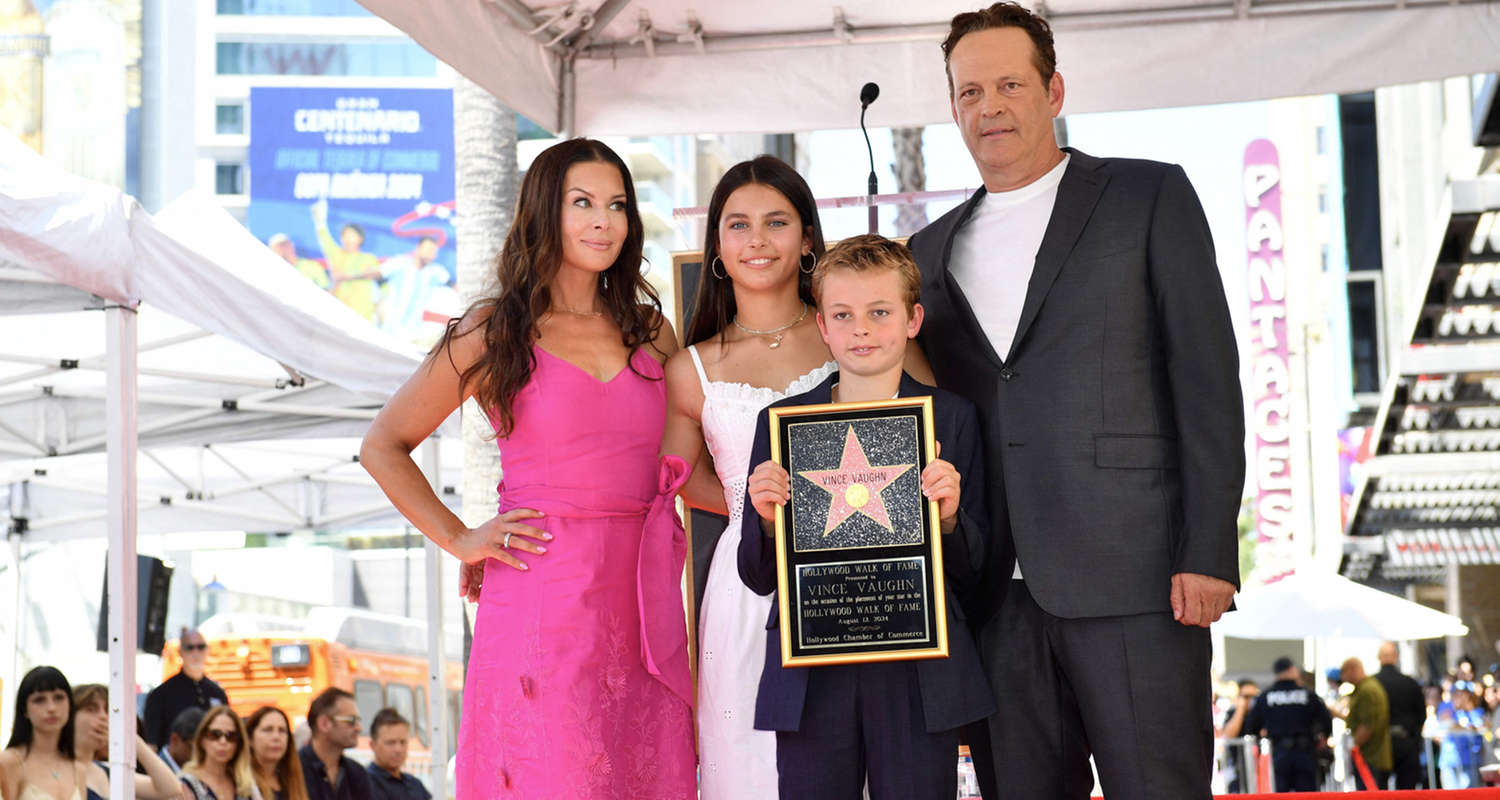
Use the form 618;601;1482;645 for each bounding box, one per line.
248;87;458;343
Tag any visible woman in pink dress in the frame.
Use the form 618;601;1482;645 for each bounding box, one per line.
361;138;695;799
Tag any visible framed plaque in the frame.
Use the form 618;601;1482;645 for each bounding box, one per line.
769;396;948;667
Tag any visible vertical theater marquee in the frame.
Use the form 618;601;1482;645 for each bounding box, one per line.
1244;139;1296;582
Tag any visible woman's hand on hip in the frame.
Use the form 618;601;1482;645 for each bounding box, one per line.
454;508;550;573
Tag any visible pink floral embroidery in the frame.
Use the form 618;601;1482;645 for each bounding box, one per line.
587;750;613;777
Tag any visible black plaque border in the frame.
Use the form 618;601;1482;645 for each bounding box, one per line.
770;397;948;667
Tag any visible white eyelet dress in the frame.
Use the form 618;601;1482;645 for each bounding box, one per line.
689;344;838;799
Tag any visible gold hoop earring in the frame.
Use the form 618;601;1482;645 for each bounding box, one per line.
801;252;816;274
711;256;727;280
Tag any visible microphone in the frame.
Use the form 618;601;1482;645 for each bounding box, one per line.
859;82;880;233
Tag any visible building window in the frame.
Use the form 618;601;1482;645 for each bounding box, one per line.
1318;187;1328;214
1321;244;1331;272
217;0;371;15
216;104;244;135
215;163;244;195
1315;125;1326;155
1347;277;1382;395
1340;93;1382;272
216;41;436;77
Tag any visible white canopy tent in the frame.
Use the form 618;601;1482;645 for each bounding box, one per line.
0;128;458;800
360;0;1500;137
1213;572;1470;640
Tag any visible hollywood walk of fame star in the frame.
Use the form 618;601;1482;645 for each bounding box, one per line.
797;425;916;537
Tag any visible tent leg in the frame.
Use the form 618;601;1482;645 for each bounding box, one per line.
421;438;449;799
559;54;577;139
106;304;139;800
3;529;21;738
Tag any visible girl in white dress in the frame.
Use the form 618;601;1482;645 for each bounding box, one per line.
663;156;836;798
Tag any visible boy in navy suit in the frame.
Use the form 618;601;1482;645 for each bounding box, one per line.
738;234;995;799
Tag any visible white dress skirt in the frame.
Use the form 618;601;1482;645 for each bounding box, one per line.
688;345;838;799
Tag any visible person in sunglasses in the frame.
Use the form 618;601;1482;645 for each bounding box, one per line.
296;690;370;800
145;630;229;749
178;707;257;800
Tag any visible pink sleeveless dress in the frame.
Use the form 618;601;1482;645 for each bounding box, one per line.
456;344;696;800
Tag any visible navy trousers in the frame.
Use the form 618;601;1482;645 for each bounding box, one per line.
775;660;960;800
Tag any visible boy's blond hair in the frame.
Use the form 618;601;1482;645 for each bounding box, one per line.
811;234;922;315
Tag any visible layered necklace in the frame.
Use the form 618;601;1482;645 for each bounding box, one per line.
734;302;807;350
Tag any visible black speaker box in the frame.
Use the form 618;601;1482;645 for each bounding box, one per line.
96;555;175;655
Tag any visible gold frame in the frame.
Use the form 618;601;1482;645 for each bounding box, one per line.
768;396;949;668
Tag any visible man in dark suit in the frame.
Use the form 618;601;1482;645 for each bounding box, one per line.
907;4;1246;798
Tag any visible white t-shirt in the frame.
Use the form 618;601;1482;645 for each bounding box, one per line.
948;153;1070;580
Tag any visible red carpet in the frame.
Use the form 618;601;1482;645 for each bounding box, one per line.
1218;786;1500;792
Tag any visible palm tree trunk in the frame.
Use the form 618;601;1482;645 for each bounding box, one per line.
454;75;518;529
891;127;927;237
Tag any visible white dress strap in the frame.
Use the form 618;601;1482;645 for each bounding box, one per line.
687;344;712;393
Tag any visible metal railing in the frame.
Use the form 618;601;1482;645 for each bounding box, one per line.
1217;732;1462;793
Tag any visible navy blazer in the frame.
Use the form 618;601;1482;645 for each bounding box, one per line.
736;371;997;733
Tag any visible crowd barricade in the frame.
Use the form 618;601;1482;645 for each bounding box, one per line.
1218;732;1475;793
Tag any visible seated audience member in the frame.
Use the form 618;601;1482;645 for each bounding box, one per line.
178;706;257;800
70;684;179;799
2;667;84;800
365;710;429;800
298;689;370;800
246;707;307;800
160;709;205;775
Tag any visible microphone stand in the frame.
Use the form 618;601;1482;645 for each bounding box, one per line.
861;103;877;234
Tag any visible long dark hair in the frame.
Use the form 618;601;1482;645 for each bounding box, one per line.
685;155;825;347
437;137;661;436
6;665;76;759
245;706;309;800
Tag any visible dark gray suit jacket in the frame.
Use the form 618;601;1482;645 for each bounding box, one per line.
909;148;1245;626
736;371;997;733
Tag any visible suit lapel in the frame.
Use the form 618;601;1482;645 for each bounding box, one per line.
802;372;837;405
896;372;927;398
935;190;1005;370
1004;149;1110;364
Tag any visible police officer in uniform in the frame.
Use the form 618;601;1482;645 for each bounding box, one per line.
1243;657;1333;792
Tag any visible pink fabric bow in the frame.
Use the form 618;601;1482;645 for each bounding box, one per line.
638;454;694;708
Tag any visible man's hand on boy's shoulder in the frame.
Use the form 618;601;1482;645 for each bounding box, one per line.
921;441;961;534
749;458;790;535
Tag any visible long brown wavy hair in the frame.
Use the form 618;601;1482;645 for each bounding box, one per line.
185;705;256;798
245;706;308;800
684;155;824;347
438;138;661;436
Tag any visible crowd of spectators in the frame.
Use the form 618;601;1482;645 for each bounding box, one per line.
1214;642;1500;792
0;650;432;800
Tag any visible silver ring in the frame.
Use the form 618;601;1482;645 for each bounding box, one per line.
503;532;512;549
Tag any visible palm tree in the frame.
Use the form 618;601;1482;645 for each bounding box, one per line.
891;127;927;236
453;74;518;529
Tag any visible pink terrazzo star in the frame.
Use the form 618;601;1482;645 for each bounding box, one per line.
798;425;916;536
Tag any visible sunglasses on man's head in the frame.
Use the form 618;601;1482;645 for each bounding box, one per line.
330;715;361;726
182;643;208;652
204;730;241;743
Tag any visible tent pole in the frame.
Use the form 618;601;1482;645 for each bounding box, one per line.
3;529;21;738
106;303;139;800
421;438;449;799
559;53;577;139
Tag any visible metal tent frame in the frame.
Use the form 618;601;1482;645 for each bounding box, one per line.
0;128;459;800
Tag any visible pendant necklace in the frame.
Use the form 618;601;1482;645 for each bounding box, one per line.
733;303;807;350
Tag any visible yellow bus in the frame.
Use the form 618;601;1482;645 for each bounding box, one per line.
162;609;465;768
